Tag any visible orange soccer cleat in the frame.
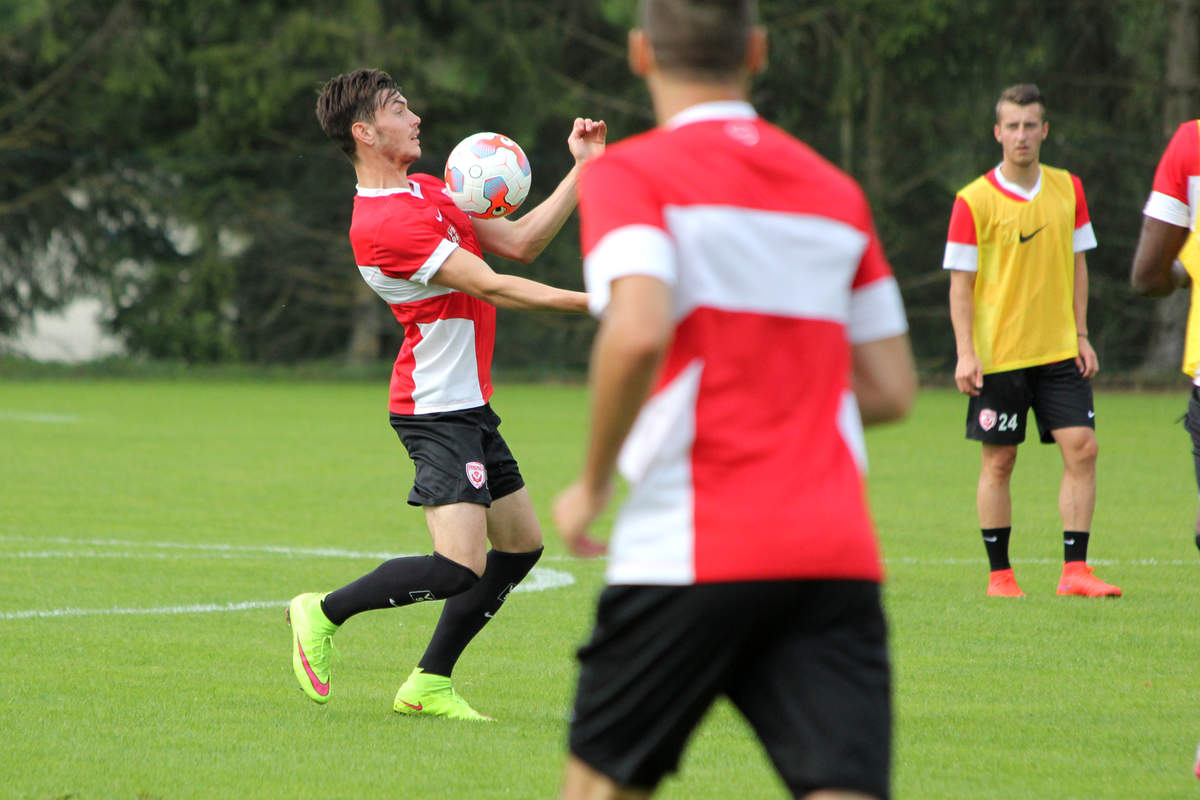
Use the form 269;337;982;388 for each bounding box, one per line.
986;568;1026;597
1057;562;1122;597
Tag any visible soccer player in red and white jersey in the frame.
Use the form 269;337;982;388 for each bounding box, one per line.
944;84;1121;599
552;2;915;797
1131;117;1200;556
286;68;604;720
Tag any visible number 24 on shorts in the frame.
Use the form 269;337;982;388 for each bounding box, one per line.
980;409;1020;432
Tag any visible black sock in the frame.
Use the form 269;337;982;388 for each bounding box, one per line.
1194;532;1199;553
1064;530;1090;563
418;547;543;677
320;553;479;626
982;527;1012;571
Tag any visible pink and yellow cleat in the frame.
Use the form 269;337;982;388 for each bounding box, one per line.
287;592;339;703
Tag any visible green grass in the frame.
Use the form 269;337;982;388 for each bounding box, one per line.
2;380;1198;799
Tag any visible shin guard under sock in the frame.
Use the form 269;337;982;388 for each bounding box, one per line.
418;546;543;677
320;553;478;626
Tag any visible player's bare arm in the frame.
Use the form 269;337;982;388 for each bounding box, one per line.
1073;251;1099;378
948;269;983;395
472;118;607;263
852;334;916;425
430;247;588;313
1131;216;1191;297
553;274;673;557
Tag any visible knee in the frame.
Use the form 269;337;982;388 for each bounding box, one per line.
981;448;1017;480
1065;435;1099;469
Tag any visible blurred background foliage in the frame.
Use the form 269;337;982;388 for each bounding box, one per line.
0;0;1196;377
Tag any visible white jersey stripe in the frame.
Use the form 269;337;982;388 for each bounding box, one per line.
664;205;867;322
358;265;453;305
608;360;702;585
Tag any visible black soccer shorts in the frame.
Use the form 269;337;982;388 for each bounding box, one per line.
390;404;525;507
965;358;1095;445
569;580;891;798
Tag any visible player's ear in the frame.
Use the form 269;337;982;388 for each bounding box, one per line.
628;29;653;77
993;124;1002;144
351;120;373;148
746;26;767;74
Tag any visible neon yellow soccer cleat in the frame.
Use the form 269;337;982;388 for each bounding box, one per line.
287;593;338;703
393;667;494;721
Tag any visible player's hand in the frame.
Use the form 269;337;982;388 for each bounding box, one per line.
568;118;607;165
1076;337;1099;379
552;478;610;558
955;353;983;396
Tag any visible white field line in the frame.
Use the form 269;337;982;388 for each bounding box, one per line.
0;535;579;562
0;410;80;423
0;536;577;621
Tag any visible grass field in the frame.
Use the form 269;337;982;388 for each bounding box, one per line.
2;378;1198;799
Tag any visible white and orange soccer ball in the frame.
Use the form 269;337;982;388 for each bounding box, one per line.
443;132;532;218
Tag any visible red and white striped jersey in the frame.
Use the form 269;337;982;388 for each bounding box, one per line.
1145;119;1200;232
350;174;496;415
1143;120;1200;379
578;102;908;586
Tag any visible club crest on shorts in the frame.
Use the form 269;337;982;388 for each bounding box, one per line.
979;408;998;432
465;461;487;489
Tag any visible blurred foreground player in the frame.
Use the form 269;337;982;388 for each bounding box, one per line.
553;1;916;797
1130;117;1200;554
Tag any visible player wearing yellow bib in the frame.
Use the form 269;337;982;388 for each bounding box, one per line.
1131;118;1200;555
945;84;1120;598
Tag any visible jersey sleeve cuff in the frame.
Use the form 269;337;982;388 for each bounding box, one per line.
584;225;677;317
412;239;459;286
849;276;909;344
942;242;978;272
1144;190;1193;228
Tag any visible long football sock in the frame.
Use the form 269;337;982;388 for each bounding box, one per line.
1063;530;1090;563
320;553;478;626
417;547;543;677
1195;532;1199;553
982;527;1012;571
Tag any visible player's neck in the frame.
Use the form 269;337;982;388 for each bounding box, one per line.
354;154;412;190
998;159;1040;191
648;74;748;126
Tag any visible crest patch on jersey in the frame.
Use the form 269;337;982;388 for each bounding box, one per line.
979;409;997;431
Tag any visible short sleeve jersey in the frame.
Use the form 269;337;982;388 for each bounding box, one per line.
1143;120;1200;378
349;173;496;415
579;101;909;586
942;165;1096;374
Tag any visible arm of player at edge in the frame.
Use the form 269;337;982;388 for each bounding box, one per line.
949;269;983;396
1130;215;1191;297
1073;251;1099;378
852;333;917;426
472;118;607;263
429;247;588;313
552;274;674;557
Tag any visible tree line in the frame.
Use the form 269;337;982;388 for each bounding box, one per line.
1;0;1197;375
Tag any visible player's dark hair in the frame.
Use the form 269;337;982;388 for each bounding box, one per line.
995;83;1046;121
639;0;757;81
316;68;400;161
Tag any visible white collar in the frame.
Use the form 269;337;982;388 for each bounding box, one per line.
665;101;757;130
356;181;422;198
992;164;1041;201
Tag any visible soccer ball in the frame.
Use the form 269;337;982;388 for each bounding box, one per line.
444;132;532;218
